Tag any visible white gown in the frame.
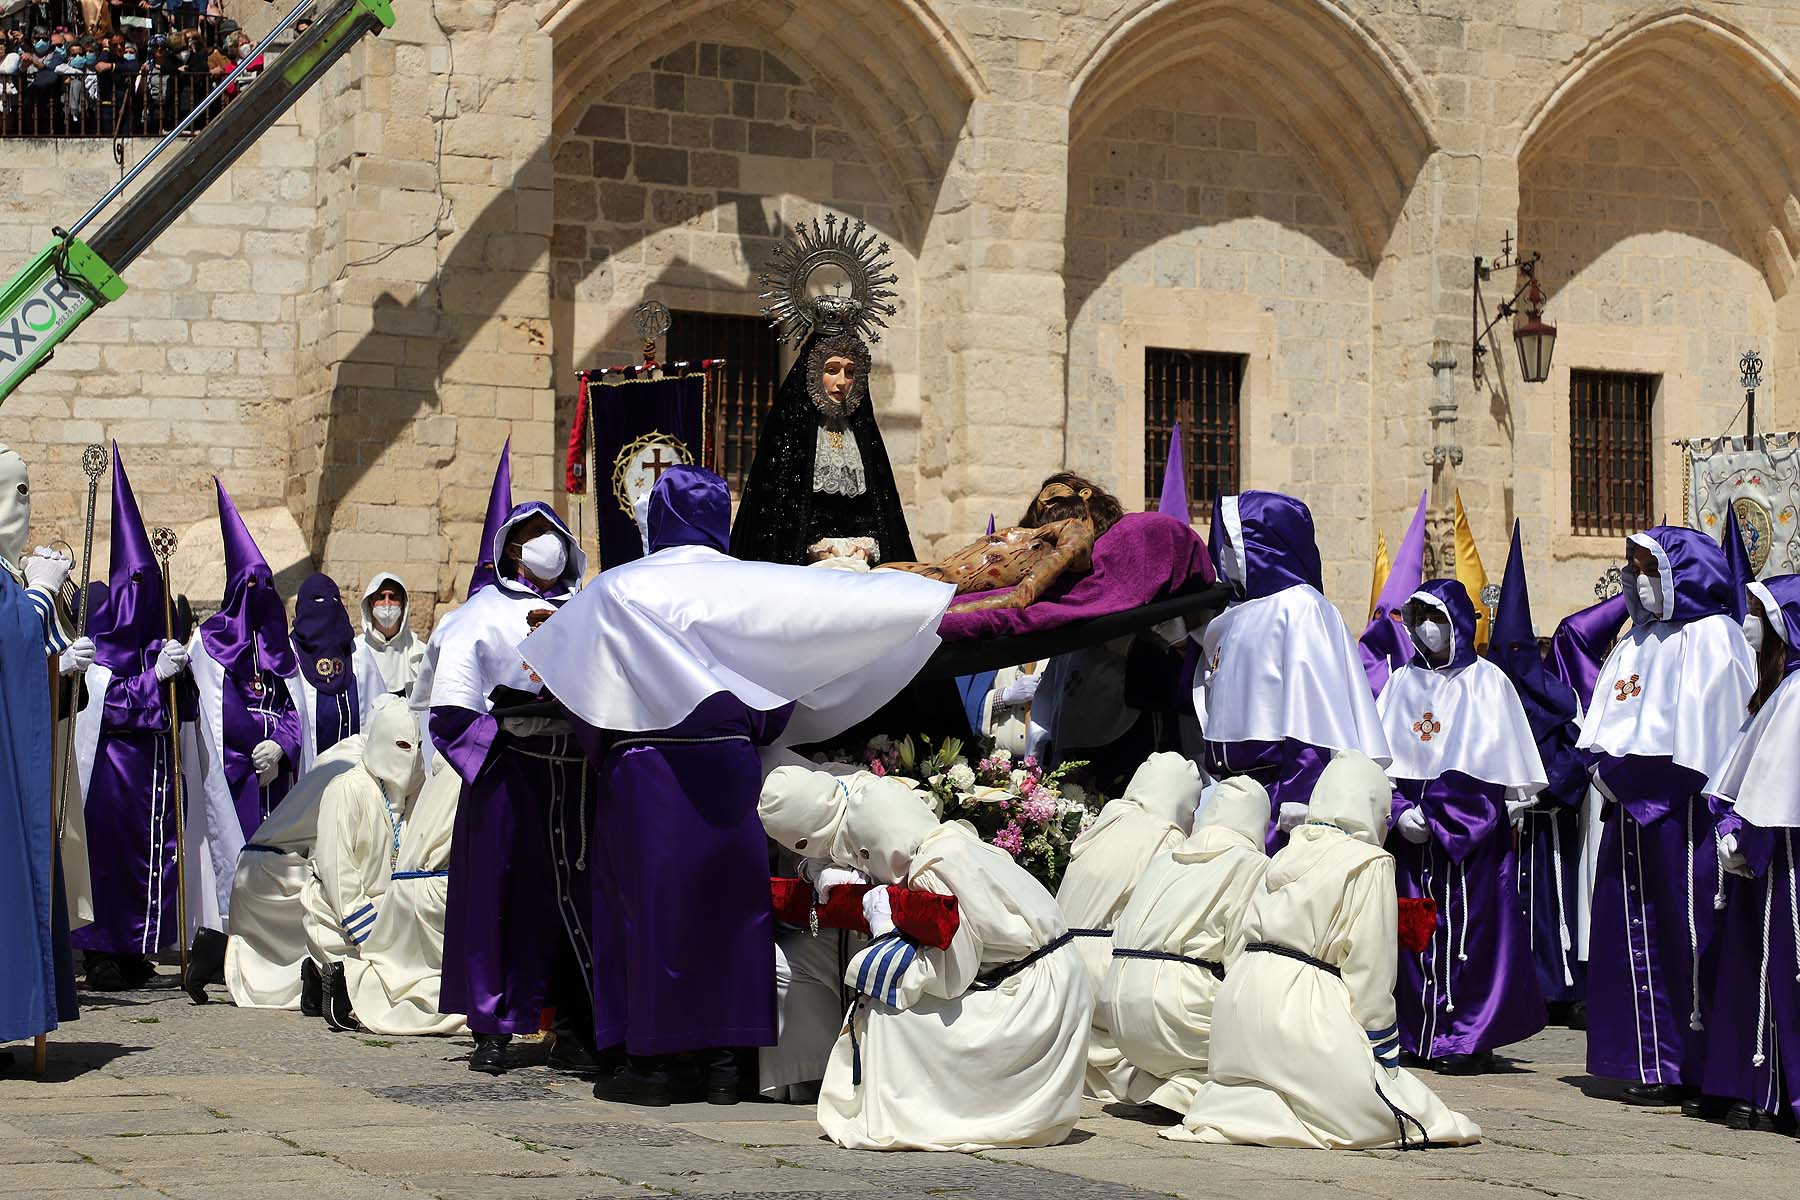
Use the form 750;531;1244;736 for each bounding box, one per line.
222;737;366;1009
1103;822;1269;1113
762;924;860;1099
1053;752;1199;1100
342;764;466;1035
820;820;1093;1152
1168;790;1481;1149
301;753;399;970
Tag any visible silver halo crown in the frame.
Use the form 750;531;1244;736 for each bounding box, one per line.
758;213;899;346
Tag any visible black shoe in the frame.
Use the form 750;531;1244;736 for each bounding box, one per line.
1566;1001;1587;1031
84;952;130;992
468;1034;510;1075
548;1034;599;1072
1437;1050;1495;1076
0;1048;12;1076
1681;1095;1731;1121
185;927;228;1005
120;955;157;989
1622;1083;1694;1106
299;959;322;1019
593;1063;671;1107
704;1055;741;1106
1725;1101;1791;1133
321;963;358;1033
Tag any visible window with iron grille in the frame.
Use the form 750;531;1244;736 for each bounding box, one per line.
1570;369;1657;538
666;310;783;496
1144;349;1243;513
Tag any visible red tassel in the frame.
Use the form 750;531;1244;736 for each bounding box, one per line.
564;376;589;494
769;878;961;949
1397;897;1437;954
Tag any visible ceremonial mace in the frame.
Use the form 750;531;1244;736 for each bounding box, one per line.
53;446;107;844
150;525;189;984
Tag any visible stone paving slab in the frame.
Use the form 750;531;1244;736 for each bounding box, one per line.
2;972;1797;1200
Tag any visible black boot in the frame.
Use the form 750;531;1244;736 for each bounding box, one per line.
120;954;157;989
1566;1000;1587;1030
185;927;228;1005
84;951;130;992
468;1034;511;1075
547;1013;598;1072
593;1056;672;1107
320;963;358;1033
1437;1050;1496;1076
701;1048;741;1105
299;959;323;1018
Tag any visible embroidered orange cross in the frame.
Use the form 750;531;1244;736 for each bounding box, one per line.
1614;674;1642;702
1412;711;1441;742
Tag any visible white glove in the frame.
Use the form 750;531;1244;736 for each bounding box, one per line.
250;739;284;786
153;638;189;682
862;885;896;939
1718;832;1750;878
999;673;1042;706
58;635;94;676
1276;802;1309;833
23;547;71;591
1395;806;1431;845
813;866;867;903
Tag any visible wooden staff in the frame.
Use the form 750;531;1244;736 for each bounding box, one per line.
150;525;189;986
36;649;57;1077
54;445;107;844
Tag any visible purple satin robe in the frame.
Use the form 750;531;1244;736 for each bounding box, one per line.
584;692;785;1055
220;669;301;838
1702;809;1800;1119
70;663;179;956
1586;754;1720;1086
1202;736;1326;852
436;708;596;1037
1515;801;1585;1005
1390;772;1546;1058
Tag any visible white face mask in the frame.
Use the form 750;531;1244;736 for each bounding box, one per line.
517;531;568;581
0;445;28;568
371;602;403;630
1635;571;1663;618
1744;613;1765;655
1415;618;1451;656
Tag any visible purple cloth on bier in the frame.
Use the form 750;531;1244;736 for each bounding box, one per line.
937;512;1214;643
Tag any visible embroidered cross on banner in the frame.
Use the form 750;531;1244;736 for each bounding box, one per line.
1614;674;1642;702
1412;711;1441;742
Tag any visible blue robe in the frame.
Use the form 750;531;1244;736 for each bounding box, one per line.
1;572;75;1044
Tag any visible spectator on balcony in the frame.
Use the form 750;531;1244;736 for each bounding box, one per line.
24;35;67;136
145;39;175;133
94;35;139;138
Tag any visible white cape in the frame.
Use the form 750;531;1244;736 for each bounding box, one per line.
222;737;365;1010
1377;658;1547;792
1706;669;1800;829
1575;612;1753;779
1196;585;1392;765
819;821;1092;1151
424;583;559;714
185;635;307;931
292;638;386;773
1103;828;1269;1112
342;763;466;1035
521;544;954;743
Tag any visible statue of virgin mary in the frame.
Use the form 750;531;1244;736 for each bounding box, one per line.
729;217;916;566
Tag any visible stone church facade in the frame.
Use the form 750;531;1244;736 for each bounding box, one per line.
7;0;1800;623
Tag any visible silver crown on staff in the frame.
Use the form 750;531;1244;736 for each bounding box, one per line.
758;213;899;346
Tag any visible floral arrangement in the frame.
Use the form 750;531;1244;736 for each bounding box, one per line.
860;734;1100;890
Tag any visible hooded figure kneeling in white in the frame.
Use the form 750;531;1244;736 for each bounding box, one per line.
302;700;424;1029
759;764;1093;1152
1054;751;1201;1100
224;736;368;1010
1102;775;1271;1113
1166;750;1480;1149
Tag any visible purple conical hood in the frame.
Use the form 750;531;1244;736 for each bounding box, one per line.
1550;592;1629;708
1159;422;1190;524
1358;490;1427;694
200;477;295;679
467;438;513;598
91;443;167;670
1720;503;1753;622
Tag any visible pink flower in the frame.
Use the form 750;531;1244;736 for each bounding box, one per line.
1023;756;1039;771
869;759;886;777
1018;774;1039;797
993;822;1025;855
1021;797;1055;824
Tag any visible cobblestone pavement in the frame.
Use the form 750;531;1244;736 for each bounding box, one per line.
4;971;1797;1199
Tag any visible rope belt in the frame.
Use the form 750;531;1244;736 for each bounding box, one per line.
1112;946;1225;981
610;733;754;751
968;929;1076;992
1245;941;1341;978
390;869;448;881
1067;926;1111;938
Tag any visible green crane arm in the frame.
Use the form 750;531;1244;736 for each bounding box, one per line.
0;0;395;406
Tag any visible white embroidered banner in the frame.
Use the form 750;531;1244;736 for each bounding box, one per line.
1684;433;1800;577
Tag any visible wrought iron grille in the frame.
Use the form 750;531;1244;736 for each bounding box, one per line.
666;310;781;495
1144;348;1243;512
1570;369;1656;537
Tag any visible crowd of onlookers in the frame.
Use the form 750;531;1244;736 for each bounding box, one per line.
0;2;310;138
